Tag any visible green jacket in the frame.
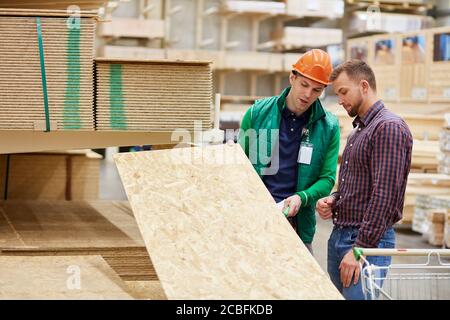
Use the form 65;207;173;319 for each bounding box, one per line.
238;87;340;243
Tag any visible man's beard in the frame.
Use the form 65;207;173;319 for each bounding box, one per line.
348;95;363;118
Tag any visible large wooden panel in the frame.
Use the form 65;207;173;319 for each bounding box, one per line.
0;255;133;299
114;143;343;300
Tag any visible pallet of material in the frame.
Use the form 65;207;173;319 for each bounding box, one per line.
0;1;107;10
0;150;101;200
0;200;158;281
114;143;343;299
274;27;342;50
166;49;223;70
98;18;165;39
412;195;450;234
98;46;166;60
0;255;134;299
95;58;212;131
402;176;450;225
285;0;344;19
446;214;450;248
220;0;286;15
0;9;97;131
348;11;434;34
426;209;449;246
218;51;283;72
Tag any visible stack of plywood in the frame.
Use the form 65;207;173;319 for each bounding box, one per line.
0;200;158;282
0;0;107;10
426;209;448;246
348;11;434;34
276;27;342;50
0;255;134;299
439;127;450;174
402;173;450;225
413;195;450;234
97;18;165;40
285;0;344;19
220;0;286;14
95;58;212;131
0;150;101;200
0;9;96;131
446;213;450;248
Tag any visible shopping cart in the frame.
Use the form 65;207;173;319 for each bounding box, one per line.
353;247;450;300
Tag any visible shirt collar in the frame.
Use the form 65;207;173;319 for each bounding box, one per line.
352;100;384;128
282;103;311;121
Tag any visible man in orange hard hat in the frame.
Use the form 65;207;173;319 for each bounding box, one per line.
238;49;340;254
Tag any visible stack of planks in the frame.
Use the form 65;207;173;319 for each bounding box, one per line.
0;9;96;131
0;150;101;200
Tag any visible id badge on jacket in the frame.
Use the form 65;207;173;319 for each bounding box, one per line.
297;142;313;165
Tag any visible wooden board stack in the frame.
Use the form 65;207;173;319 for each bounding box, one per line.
0;0;107;10
0;150;101;200
0;200;158;282
413;195;450;236
95;58;212;132
0;255;134;299
115;143;343;299
0;9;97;131
439;126;450;175
425;208;449;246
402;173;450;225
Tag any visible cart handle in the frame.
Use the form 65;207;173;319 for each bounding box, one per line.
353;247;450;261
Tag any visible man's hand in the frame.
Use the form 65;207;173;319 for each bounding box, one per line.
316;195;336;220
339;250;361;288
283;195;301;217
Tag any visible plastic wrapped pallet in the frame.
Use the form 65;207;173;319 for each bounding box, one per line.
0;9;96;131
95;58;212;132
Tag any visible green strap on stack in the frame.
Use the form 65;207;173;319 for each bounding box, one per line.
36;17;51;132
109;64;127;130
63;23;82;129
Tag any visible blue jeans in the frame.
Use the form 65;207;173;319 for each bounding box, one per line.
327;226;395;300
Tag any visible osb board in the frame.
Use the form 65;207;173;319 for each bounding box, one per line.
114;143;343;300
124;281;167;300
0;255;133;299
0;200;144;248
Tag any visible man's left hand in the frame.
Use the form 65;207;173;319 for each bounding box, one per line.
339;250;361;288
283;195;301;217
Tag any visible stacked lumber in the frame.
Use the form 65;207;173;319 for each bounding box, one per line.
412;195;450;235
446;214;450;248
0;9;96;131
401;173;450;225
98;18;165;39
439;127;450;174
0;255;134;299
95;58;213;131
0;150;101;200
348;11;434;34
276;27;342;50
426;209;449;246
0;0;107;10
220;0;286;15
0;200;158;281
285;0;344;18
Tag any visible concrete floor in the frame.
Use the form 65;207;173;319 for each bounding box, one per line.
100;158;450;299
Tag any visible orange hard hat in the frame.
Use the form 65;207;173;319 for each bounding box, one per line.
292;49;333;85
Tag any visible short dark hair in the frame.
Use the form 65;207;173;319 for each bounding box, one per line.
329;59;377;91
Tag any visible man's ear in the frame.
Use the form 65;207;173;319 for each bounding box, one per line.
289;72;296;86
360;79;369;94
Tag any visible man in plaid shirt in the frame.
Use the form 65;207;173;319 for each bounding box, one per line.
316;60;413;300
